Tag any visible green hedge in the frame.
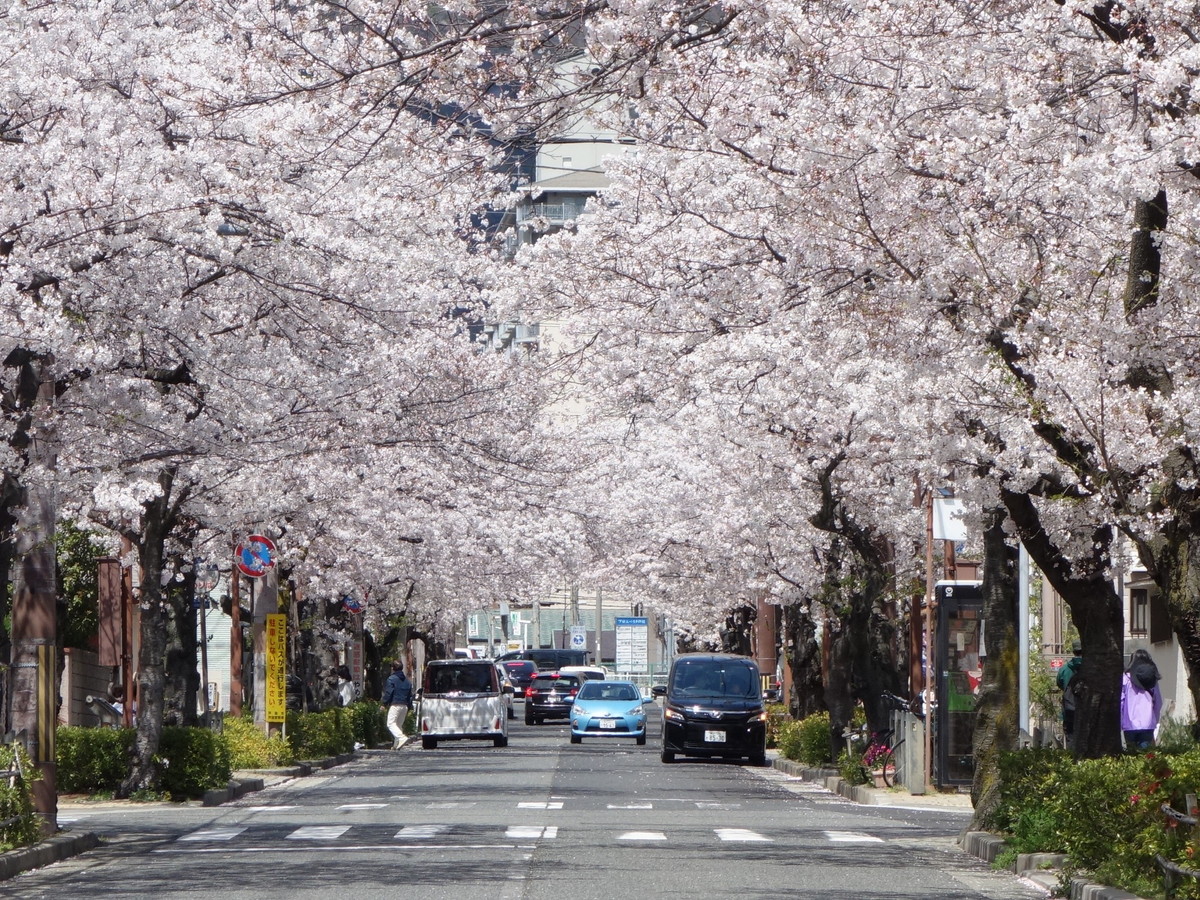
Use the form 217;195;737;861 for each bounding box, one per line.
57;726;134;794
222;716;294;769
285;707;355;759
776;711;833;766
157;726;232;799
996;746;1200;898
0;745;42;850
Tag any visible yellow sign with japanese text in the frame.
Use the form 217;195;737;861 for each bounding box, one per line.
266;613;287;723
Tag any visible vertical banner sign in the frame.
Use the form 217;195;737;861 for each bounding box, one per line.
615;617;649;674
265;613;287;723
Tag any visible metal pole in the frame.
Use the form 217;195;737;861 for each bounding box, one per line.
1018;544;1030;736
230;561;243;717
595;588;603;665
923;488;935;794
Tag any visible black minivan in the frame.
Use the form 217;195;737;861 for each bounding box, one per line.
654;653;767;766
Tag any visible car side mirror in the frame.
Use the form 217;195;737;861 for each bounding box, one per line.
503;684;514;694
651;685;666;698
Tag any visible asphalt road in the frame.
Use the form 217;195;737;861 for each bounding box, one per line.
2;706;1046;900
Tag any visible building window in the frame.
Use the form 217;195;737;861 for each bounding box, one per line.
1150;591;1171;644
1130;589;1148;637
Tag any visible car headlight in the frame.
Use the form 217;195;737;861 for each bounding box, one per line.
629;705;644;716
664;707;685;722
572;705;584;715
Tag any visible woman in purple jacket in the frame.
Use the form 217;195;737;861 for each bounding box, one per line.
1120;649;1163;751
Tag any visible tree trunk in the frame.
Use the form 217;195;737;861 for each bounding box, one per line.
971;506;1020;830
1003;490;1123;757
782;600;824;719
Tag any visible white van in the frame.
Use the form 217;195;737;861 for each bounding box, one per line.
418;659;510;749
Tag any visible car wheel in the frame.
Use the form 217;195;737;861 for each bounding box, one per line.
750;753;768;767
524;711;535;725
661;748;675;763
636;734;646;746
494;735;508;748
421;736;437;750
570;734;581;744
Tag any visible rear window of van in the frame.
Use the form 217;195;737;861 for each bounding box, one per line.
425;664;496;694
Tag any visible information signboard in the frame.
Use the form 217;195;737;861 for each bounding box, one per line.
615;616;648;673
265;613;287;723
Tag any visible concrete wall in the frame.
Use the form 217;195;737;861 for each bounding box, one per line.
59;647;114;727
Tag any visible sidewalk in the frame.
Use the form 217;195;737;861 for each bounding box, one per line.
768;753;1148;900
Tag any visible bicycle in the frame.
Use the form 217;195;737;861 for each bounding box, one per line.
875;690;923;788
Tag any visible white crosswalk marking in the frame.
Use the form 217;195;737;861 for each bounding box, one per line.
338;804;387;810
507;825;558;839
286;826;350;841
618;831;667;841
396;824;450;839
715;828;773;842
517;801;564;809
426;801;476;808
608;803;653;809
696;802;741;810
824;831;884;843
179;827;247;842
242;805;297;812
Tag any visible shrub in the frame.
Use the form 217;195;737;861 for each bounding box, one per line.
0;745;41;850
776;711;833;766
157;726;232;800
222;716;295;769
56;726;134;794
838;749;869;785
344;701;389;748
286;707;354;759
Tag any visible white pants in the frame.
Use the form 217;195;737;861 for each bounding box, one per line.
386;704;408;742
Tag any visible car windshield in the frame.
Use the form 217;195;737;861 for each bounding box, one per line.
672;662;759;699
531;675;580;691
577;682;640;702
426;664;494;694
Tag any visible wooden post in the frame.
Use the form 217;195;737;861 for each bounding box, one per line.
230;559;242;717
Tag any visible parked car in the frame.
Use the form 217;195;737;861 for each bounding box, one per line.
524;672;583;724
653;653;767;766
418;659;511;749
569;680;647;745
500;660;538;697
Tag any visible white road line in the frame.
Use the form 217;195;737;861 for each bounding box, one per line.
824;831;884;843
618;831;667;841
243;805;297;812
506;826;558;839
696;802;742;810
715;828;773;842
396;824;450;839
286;825;351;841
178;827;247;842
608;803;653;809
338;803;387;810
426;801;476;808
517;801;563;809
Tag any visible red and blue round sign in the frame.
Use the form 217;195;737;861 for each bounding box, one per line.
236;535;277;577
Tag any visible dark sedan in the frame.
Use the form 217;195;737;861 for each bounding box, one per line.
501;660;538;698
524;672;582;724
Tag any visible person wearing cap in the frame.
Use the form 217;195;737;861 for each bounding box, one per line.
1057;639;1083;750
380;659;414;749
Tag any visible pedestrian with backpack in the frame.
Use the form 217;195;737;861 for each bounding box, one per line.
1121;648;1163;751
1057;640;1083;750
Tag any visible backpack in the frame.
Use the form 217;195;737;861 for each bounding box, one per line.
1062;676;1078;712
1132;661;1157;691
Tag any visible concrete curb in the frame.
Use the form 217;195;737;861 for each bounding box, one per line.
203;751;360;806
0;830;100;881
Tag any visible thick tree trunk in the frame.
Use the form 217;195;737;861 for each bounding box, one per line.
971;507;1020;830
1146;529;1200;719
782;600;824;719
1004;490;1123;757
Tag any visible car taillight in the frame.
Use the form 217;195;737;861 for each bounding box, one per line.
527;689;538;697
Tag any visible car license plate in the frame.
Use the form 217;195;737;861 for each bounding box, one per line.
600;719;616;729
704;730;726;743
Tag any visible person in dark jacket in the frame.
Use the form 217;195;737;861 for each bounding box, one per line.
1120;648;1163;751
381;659;414;749
1057;640;1083;750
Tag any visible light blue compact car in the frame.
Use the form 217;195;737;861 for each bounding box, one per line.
569;680;647;745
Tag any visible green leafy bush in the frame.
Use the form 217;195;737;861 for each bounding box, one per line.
838;749;869;785
0;744;42;850
286;707;354;759
222;716;294;769
764;704;789;749
345;701;389;748
56;726;134;794
157;726;232;800
776;711;833;765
